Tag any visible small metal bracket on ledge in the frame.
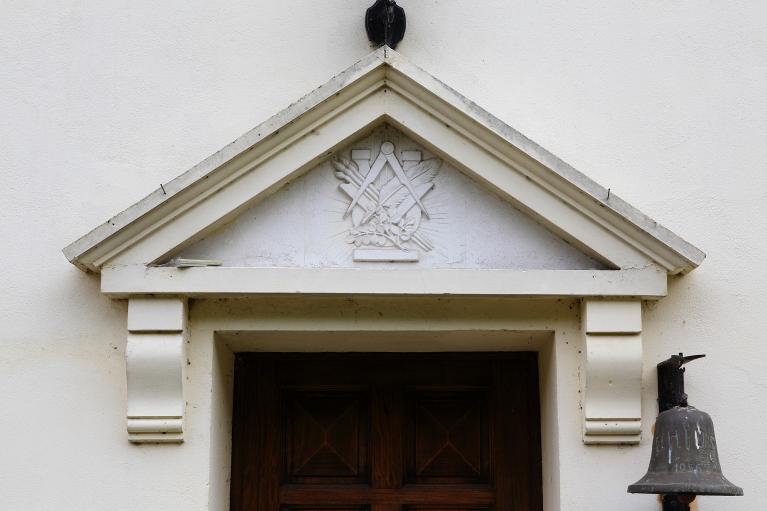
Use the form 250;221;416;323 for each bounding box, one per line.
366;0;406;49
158;258;223;268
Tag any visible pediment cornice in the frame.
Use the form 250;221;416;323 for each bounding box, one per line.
63;46;704;276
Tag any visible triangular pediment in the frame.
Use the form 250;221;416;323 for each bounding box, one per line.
63;46;704;275
178;126;607;270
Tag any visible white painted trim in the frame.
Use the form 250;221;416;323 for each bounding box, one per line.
102;266;667;299
382;56;704;272
107;89;386;268
194;300;578;511
126;297;187;443
99;86;649;272
584;300;642;334
62;49;388;270
381;91;652;269
127;418;183;443
128;297;186;332
62;47;704;274
97;87;658;272
581;299;643;445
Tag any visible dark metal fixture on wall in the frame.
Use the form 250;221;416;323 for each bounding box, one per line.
628;353;743;510
365;0;406;49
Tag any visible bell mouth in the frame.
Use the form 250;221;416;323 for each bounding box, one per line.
628;473;744;496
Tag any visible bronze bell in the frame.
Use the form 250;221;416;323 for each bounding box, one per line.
628;405;743;496
628;354;743;509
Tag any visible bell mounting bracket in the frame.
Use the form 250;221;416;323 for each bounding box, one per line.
656;352;705;413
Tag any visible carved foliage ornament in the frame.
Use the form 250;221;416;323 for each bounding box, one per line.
333;141;441;262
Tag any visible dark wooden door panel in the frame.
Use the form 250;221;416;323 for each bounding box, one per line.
371;385;404;489
281;508;368;511
405;508;490;511
279;487;495;506
286;391;369;484
231;353;541;511
281;507;368;511
406;391;490;484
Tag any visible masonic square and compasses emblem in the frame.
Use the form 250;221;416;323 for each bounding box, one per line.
333;141;442;262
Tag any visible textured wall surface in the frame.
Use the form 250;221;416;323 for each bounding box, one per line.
1;1;765;509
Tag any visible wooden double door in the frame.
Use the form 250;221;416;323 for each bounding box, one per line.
231;353;542;511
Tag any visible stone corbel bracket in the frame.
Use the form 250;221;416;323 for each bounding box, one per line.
126;297;187;443
582;300;643;445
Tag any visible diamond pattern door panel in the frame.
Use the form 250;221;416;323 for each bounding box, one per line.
407;393;490;484
231;354;542;511
287;392;369;483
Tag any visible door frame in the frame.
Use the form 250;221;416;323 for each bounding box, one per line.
188;297;572;511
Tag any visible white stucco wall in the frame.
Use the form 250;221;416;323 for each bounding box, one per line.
1;1;765;510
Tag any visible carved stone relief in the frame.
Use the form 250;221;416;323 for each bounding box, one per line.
332;140;440;262
178;125;607;270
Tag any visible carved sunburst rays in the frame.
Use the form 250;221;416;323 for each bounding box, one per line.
290;395;363;477
415;398;483;477
414;182;451;259
323;192;364;262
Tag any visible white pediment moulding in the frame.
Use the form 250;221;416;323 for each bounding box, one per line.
61;47;705;445
63;46;704;275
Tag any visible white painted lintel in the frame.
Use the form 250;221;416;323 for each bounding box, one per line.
102;266;667;299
